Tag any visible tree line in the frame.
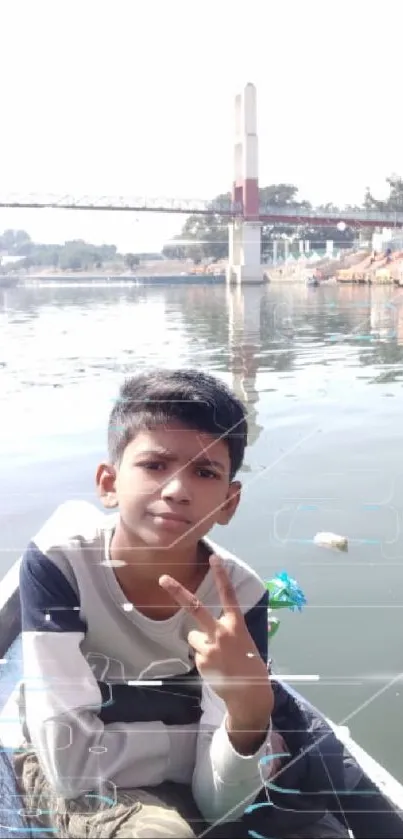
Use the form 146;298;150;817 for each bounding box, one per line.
0;230;161;273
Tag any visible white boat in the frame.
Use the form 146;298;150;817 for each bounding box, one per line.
1;534;402;837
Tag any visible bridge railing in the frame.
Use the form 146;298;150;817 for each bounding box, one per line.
0;193;403;224
176;199;403;223
257;205;403;224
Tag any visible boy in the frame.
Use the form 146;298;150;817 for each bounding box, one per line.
16;369;349;838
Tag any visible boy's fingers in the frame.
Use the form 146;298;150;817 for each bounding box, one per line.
187;629;208;653
209;554;242;619
159;574;217;634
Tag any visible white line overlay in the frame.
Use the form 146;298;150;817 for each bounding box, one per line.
126;675;320;686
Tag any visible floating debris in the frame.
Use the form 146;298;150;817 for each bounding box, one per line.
313;532;348;552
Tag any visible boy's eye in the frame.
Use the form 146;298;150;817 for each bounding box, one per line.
141;461;165;471
197;468;218;479
138;462;219;479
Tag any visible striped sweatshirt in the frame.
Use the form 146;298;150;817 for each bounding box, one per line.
19;500;273;824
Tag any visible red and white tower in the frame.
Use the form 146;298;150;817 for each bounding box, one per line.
227;83;265;284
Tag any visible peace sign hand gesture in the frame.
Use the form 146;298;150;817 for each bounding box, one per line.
159;554;274;754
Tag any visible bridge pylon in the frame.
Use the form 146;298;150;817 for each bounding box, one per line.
226;83;267;285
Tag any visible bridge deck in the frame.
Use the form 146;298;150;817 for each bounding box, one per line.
0;194;402;227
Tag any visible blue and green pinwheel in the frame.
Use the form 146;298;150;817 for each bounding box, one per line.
265;571;307;639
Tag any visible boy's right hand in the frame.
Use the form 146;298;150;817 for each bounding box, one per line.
159;553;274;747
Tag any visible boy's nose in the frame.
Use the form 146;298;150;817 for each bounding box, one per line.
160;475;191;503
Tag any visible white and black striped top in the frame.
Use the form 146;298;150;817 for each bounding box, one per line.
19;500;271;824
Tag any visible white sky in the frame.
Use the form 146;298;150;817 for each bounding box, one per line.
0;0;401;251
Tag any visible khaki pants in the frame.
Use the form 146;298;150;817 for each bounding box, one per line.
13;748;350;838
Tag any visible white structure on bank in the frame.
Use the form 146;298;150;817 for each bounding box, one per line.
226;83;266;284
372;228;394;251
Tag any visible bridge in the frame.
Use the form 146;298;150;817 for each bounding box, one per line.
0;192;402;229
2;83;399;283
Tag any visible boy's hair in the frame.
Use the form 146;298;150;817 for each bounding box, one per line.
108;369;248;480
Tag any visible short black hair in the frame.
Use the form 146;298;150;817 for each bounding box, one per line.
108;368;248;480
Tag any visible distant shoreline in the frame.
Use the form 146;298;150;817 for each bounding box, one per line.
7;271;227;286
1;257;228;282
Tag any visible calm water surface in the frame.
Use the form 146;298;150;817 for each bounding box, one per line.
1;280;403;780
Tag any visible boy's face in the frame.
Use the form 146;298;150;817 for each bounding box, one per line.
96;423;242;548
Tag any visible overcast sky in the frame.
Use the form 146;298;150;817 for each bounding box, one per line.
0;0;400;250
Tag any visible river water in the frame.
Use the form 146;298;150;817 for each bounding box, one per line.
1;279;403;781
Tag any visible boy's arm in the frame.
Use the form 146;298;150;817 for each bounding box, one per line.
20;544;196;799
192;591;273;823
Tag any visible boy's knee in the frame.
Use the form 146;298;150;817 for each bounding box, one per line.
115;800;197;838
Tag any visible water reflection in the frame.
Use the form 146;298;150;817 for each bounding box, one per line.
226;285;264;449
2;281;403;444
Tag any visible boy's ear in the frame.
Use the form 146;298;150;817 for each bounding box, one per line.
96;462;119;509
216;481;242;525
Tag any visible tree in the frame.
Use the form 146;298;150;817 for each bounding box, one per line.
124;253;140;270
162;243;186;259
365;174;403;212
164;192;231;263
360;175;403;244
0;228;124;274
259;183;306;207
0;229;32;254
68;255;83;271
21;256;35;271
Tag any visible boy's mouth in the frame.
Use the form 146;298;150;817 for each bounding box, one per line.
147;510;192;527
